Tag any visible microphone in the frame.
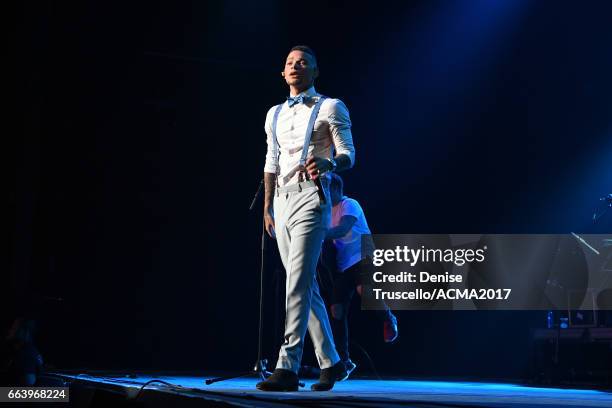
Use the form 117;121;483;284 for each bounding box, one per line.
302;159;327;204
303;169;326;204
313;176;326;204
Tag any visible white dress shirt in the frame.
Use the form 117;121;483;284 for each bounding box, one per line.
264;86;355;187
331;196;375;272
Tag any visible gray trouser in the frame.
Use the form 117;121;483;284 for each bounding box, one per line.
273;182;340;373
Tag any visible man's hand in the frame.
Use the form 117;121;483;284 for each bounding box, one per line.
264;206;276;238
305;156;331;180
263;173;276;238
326;215;357;240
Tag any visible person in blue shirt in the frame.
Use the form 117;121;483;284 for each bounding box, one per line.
321;173;398;377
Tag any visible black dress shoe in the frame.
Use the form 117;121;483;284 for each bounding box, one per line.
256;369;299;392
311;361;347;391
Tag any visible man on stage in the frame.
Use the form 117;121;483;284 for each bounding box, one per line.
256;45;355;392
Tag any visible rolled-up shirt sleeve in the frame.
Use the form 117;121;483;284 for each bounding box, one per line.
328;99;355;167
263;106;279;174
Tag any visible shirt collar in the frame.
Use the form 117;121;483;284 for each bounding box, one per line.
290;85;318;98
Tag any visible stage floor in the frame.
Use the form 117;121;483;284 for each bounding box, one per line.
47;372;612;407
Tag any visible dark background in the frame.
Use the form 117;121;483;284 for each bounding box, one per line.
8;0;612;380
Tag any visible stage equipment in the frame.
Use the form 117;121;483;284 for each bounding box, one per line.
205;179;289;386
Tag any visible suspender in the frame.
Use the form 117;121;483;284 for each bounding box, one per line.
271;96;327;191
300;96;327;166
271;103;283;178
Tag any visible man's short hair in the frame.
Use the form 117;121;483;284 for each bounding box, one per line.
330;173;343;193
289;45;318;67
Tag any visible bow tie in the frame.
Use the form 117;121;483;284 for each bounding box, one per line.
287;94;312;107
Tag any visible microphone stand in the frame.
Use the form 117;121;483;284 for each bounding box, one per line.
205;179;272;385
